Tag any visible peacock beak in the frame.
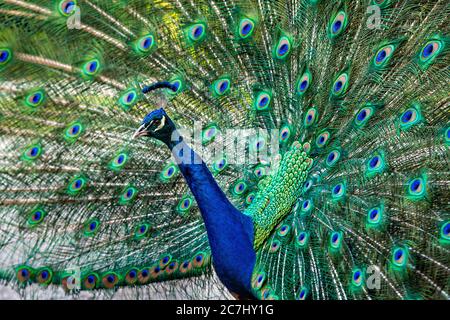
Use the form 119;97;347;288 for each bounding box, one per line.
132;124;147;139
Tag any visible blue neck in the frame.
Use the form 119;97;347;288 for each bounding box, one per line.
166;134;256;298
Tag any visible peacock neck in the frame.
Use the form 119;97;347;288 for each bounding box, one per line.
165;132;256;298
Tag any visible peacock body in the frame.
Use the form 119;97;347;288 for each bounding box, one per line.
0;0;449;300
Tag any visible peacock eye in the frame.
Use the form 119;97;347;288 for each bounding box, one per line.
332;72;349;96
102;272;119;288
370;156;379;167
152;119;161;127
399;104;422;130
17;266;33;283
135;34;155;54
303;179;313;192
118;89;138;110
126;189;133;198
110;152;127;170
232;180;248;196
58;0;77;17
391;247;408;268
304;107;318;127
0;48;12;67
316;131;330;148
329;231;342;249
138;268;150;283
160;163;178;182
179;260;192;274
374;45;395;67
329;11;348;38
253;165;266;178
188;23;207;42
301;199;313;214
277;224;290;237
440;221;450;241
326;150;341;167
22;144;42;161
331;182;346;200
401;109;415;123
202;125;219;144
370;209;379;220
141;37;152;50
36;268;53;284
64;121;84;142
25;90;45;108
82;58;100;77
119;186;137;204
212;78;231;96
297;287;308;300
182;199;191;209
134;223;149;239
420;40;443;62
274;36;292;60
407;176;426;198
254;91;272;111
251;136;267;152
168;78;183;95
279;125;291;143
367;206;383;226
355;105;375;127
177;196;194;215
366;151;386;177
252;271;267;290
82;274;97;289
192;251;208;268
246;192;255;205
296;231;309;247
166;260;179;274
83;218;100;236
296;70;312;95
67;176;87;195
28;207;46;226
269;239;281;253
352;269;364;287
127;269;137;280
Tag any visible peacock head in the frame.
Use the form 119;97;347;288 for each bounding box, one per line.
133;108;176;144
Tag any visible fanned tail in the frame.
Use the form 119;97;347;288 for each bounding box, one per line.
0;0;226;296
246;0;449;300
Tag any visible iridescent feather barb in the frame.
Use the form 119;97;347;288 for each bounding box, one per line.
0;0;449;300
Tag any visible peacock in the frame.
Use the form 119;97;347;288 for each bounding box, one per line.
0;0;449;300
